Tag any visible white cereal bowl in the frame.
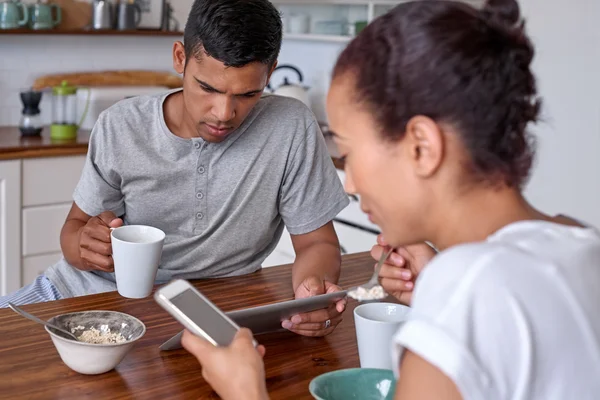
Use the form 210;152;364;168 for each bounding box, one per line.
45;310;146;375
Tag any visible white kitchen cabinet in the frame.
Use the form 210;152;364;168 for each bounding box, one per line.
23;156;86;207
0;155;85;295
0;160;22;296
22;204;72;256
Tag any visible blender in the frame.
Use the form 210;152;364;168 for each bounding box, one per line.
50;80;90;140
19;89;44;137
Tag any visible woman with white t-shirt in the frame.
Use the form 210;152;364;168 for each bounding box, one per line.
179;0;600;398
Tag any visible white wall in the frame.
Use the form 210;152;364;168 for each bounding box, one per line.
520;0;600;228
1;0;597;228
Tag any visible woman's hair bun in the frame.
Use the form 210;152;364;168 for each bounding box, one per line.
482;0;521;26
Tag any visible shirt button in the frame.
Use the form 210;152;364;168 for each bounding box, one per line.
196;212;203;219
198;166;205;174
196;192;204;199
194;142;201;149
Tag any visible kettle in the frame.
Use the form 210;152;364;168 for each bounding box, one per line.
267;65;310;108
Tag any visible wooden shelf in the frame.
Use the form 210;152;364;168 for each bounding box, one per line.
0;28;183;36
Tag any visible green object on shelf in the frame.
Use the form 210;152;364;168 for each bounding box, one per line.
52;80;77;96
50;124;78;140
355;21;367;34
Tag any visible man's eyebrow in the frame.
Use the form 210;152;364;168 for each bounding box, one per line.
194;77;263;96
195;78;224;94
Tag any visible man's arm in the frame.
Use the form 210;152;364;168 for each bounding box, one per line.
281;221;346;337
290;221;341;291
60;202;122;272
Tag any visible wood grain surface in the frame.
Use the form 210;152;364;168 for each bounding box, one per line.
0;127;89;160
0;252;386;400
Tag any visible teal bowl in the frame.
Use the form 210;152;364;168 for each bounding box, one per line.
309;368;396;400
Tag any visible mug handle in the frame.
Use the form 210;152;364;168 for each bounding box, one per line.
134;3;142;27
51;4;61;27
18;3;29;26
76;87;91;128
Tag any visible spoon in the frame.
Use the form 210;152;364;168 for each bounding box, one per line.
347;247;394;301
8;302;79;341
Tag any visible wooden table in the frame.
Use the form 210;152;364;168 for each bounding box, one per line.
0;253;378;399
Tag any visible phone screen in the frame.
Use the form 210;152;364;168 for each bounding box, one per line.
170;289;238;346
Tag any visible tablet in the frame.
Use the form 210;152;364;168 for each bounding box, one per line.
159;290;348;351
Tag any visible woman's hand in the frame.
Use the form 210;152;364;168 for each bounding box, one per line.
182;328;269;400
371;235;437;305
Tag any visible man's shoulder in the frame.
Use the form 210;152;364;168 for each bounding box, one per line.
90;91;167;145
98;91;165;124
254;94;318;132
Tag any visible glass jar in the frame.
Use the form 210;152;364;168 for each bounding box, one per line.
50;80;88;140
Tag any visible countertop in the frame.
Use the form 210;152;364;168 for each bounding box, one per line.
0;126;90;160
0;125;344;168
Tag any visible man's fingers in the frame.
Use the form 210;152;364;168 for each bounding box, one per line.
80;248;114;271
97;211;119;226
283;314;342;332
80;236;112;256
109;218;124;229
288;304;340;325
335;298;347;313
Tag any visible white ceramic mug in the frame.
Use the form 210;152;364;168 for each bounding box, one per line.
354;302;411;370
111;225;165;299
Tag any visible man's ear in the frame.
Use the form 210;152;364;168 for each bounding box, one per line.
173;41;186;75
265;61;278;87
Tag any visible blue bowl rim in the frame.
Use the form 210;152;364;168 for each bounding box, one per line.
309;367;395;399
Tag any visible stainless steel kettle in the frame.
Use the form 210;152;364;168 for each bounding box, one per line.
267;65;311;108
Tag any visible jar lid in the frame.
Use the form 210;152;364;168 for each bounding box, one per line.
53;80;77;95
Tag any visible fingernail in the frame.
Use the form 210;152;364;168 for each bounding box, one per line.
291;315;302;324
282;320;292;330
391;253;404;265
405;281;414;289
401;270;411;279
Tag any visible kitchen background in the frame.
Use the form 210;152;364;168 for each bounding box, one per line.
0;0;598;292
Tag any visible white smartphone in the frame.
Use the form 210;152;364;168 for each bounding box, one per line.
154;279;253;347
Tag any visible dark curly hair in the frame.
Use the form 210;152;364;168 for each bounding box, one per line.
333;0;541;188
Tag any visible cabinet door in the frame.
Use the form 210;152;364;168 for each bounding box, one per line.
0;160;22;295
22;204;71;256
22;156;85;207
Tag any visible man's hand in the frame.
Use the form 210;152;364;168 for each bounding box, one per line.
77;211;123;272
182;329;269;400
282;275;347;337
372;235;436;306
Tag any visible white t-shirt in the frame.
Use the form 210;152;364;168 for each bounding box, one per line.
393;220;600;400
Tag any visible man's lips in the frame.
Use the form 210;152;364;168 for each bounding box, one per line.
205;123;233;137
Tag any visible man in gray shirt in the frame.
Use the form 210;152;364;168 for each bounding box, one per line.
0;0;349;337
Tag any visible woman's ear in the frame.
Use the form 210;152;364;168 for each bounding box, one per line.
403;115;445;178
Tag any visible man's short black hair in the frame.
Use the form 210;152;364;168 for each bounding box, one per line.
184;0;283;68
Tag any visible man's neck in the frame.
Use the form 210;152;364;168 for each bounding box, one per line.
163;90;199;139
